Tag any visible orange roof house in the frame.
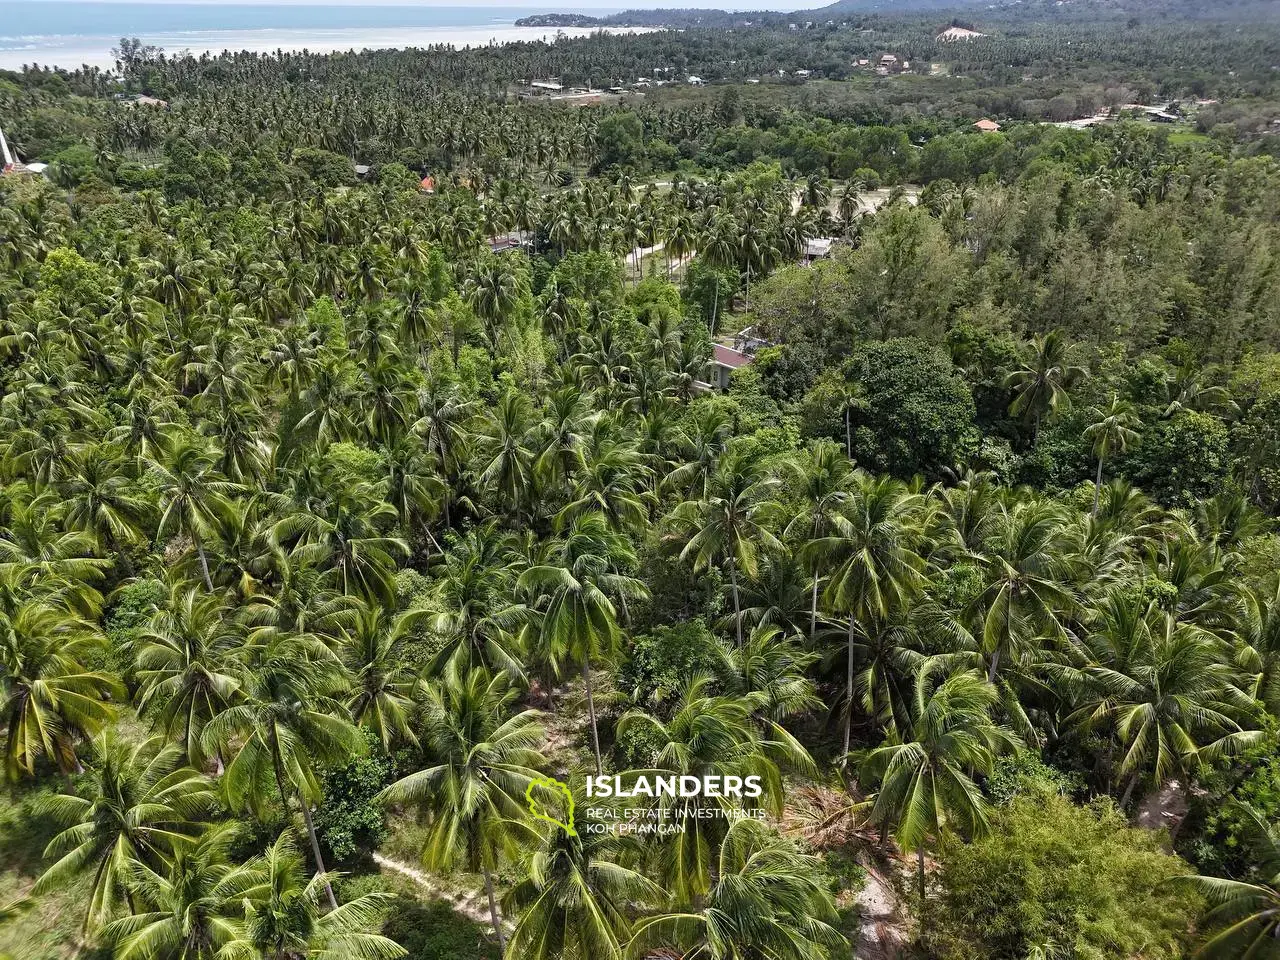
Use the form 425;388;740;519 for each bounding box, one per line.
419;175;436;193
974;118;1001;132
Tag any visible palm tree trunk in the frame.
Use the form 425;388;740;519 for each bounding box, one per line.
810;573;820;638
299;792;339;912
583;660;603;777
844;615;857;757
1120;772;1140;808
195;535;214;592
917;848;926;915
987;647;1001;684
269;733;337;911
845;408;853;460
729;563;743;648
481;862;506;951
1093;455;1104;516
107;530;134;578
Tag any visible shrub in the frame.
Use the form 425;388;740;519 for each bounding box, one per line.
382;897;502;960
927;794;1201;960
315;731;396;866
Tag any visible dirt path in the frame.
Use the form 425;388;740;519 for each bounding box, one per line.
853;861;908;960
1134;779;1191;841
372;853;512;934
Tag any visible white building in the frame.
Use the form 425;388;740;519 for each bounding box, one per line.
804;237;835;262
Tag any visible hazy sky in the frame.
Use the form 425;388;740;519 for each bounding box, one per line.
12;0;804;9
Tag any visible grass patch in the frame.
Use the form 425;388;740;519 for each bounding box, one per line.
383;897;501;960
0;783;91;960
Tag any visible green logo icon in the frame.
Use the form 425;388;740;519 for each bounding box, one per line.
526;776;576;836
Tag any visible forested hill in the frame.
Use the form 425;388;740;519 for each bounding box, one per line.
519;0;1280;27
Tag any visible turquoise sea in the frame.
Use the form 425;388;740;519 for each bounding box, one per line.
0;1;627;70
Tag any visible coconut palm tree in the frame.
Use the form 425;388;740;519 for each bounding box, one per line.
506;803;664;960
465;256;521;357
616;674;814;901
475;389;536;521
957;499;1075;738
1085;395;1140;516
627;818;846;960
102;825;259;960
202;633;364;911
35;733;215;932
134;587;242;768
518;511;648;775
1180;802;1280;960
816;472;925;756
242;830;406;960
60;442;151;576
378;665;545;950
1;599;120;780
0;491;110;591
1063;597;1261;806
857;670;1017;903
1005;330;1086;439
666;451;782;648
426;522;528;678
783;440;856;637
272;485;408;606
341;601;422;750
1236;574;1280;717
715;624;820;722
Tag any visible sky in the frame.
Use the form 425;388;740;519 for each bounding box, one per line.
9;0;800;9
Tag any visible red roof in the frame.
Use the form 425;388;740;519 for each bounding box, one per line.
713;344;752;369
419;175;436;192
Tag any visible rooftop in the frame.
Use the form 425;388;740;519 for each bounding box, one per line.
712;344;752;369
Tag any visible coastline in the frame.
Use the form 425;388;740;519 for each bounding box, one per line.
0;23;653;72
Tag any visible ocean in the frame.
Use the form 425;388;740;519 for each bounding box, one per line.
0;1;630;71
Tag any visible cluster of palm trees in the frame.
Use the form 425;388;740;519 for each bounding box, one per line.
10;4;1269;169
1;324;1275;959
2;159;862;342
5;58;1280;960
33;735;406;960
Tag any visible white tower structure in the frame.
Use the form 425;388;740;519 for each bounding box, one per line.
0;125;15;170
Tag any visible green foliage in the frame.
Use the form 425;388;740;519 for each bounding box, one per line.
680;260;737;331
1121;410;1230;507
47;144;98;187
1184;735;1280;879
315;733;397;865
101;578;164;671
928;795;1202;960
594;112;645;171
985;752;1082;806
291;147;356;186
819;849;867;896
836;338;978;478
382;897;501;960
619;619;725;706
7;18;1280;960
